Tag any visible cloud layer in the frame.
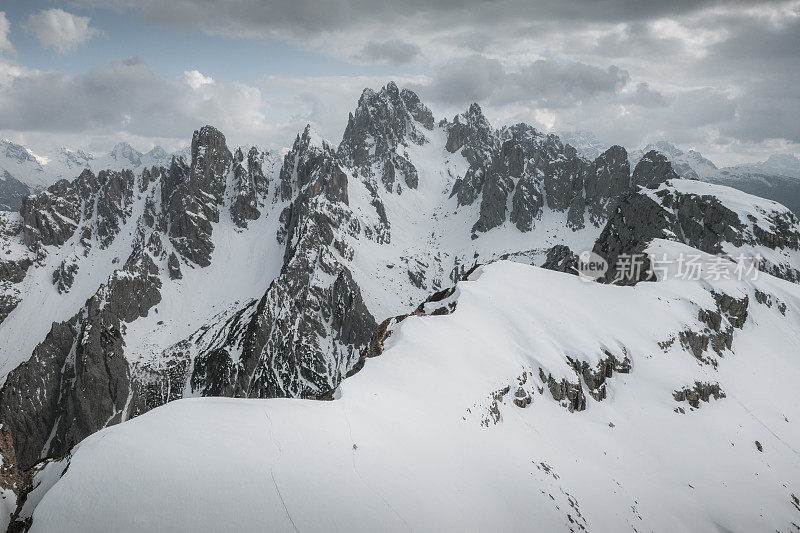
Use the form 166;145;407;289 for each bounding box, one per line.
0;12;13;56
22;8;102;54
3;0;799;165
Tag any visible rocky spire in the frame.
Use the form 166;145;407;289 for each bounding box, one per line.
162;125;232;266
584;145;631;223
338;82;433;194
445;103;495;154
279;125;348;205
632;150;679;188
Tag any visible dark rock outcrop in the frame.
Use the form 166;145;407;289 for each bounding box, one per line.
160;126;376;401
52;257;78;293
584;145;630;224
594;179;800;283
472;173;514;235
163;125;232;266
540;245;579;275
673;382;726;409
0;172;31;212
0;242;162;471
230;147;269;228
338;82;433;194
20;168;137;253
632;150;679;188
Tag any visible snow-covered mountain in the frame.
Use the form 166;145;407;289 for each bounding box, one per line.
735;152;800;179
23;256;800;532
1;83;799;531
0;139;181;200
628;141;720;180
567;137;800;218
558;130;606;160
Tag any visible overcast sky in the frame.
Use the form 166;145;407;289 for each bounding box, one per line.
0;0;798;165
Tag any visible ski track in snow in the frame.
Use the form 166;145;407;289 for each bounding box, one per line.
262;408;299;533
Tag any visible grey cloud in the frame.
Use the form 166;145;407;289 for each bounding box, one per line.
722;84;800;143
0;57;267;141
354;39;421;65
625;82;669;108
421;55;505;106
135;0;733;37
587;22;690;59
421;56;629;109
0;11;13;56
500;60;629;107
670;88;736;129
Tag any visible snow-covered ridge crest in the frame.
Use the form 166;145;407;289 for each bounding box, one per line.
23;258;800;532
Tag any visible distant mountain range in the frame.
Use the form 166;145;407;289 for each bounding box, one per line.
0;140;189;210
561;131;800;215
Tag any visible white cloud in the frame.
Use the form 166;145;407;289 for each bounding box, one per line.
182;70;215;89
0;57;266;146
0;12;14;56
22;8;103;54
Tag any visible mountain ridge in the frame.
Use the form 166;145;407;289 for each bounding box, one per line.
1;83;800;531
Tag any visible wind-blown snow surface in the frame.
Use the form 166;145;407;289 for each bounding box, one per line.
28;260;800;532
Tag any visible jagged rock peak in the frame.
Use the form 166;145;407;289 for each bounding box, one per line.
632;149;679;188
191;125;231;167
146;146;168;159
340;82;434;159
296;124;333;152
445;102;495;154
109;142;143;166
188;125;232;198
279;124;348;204
338;83;431;193
352;81;434;131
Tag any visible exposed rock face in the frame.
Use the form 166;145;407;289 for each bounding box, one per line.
539;368;587;412
0;241;162;472
567;351;632;402
338;81;433;194
446;113;681;235
0;126;240;481
509;176;543;232
673;382;725;409
540;245;579;275
677;291;749;366
0;172;30;212
20;167;138;255
166;251;182;280
155;128;376;401
447;104;499;207
446;103;495;155
632;150;679;188
21;178;81;249
280;126;348;205
230;147;269;228
448;116;594;234
472;173;514;235
163;125;232;266
594;180;800;283
584;145;630;224
0;219;32;324
52;256;78;293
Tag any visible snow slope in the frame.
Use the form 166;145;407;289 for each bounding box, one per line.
28;258;800;532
